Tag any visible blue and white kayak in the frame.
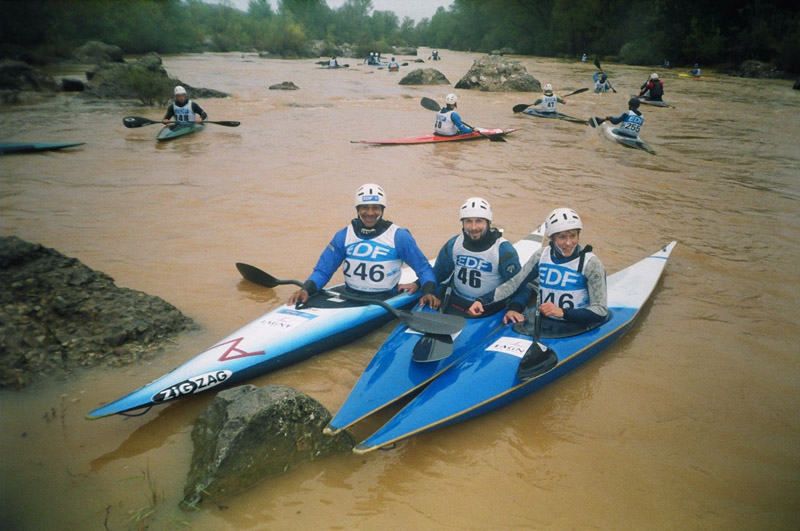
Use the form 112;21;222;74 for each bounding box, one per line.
156;123;205;142
353;241;677;453
324;226;545;435
603;124;655;155
87;269;426;419
0;141;85;154
521;108;588;124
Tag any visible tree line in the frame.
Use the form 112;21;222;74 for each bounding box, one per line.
1;0;796;72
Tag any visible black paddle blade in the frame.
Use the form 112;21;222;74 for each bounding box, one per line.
512;104;531;113
589;117;604;128
594;58;602;70
398;310;465;335
235;263;303;288
485;133;506;142
412;333;454;362
208;120;240;127
122;116;156;128
420;97;441;112
516;342;558;381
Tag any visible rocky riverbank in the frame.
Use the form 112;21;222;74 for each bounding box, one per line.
0;236;198;390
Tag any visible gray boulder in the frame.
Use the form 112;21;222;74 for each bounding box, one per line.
398;68;451;85
393;46;417;56
455;55;540;92
61;78;85;92
73;40;124;65
0;60;59;92
182;384;353;507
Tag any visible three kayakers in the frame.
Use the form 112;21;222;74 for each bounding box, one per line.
639;73;665;101
533;84;566;114
467;208;608;326
604;97;644;139
162;85;206;125
287;183;439;308
592;70;612;93
434;94;473;136
402;198;521;316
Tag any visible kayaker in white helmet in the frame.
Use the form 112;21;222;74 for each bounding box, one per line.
287;183;439;308
434;93;473;136
639;72;664;102
468;207;608;325
402;197;521;315
532;83;566;114
163;85;207;125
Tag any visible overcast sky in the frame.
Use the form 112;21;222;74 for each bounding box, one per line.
210;0;453;22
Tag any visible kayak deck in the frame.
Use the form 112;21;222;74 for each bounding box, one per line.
603;124;655;154
156;123;205;142
352;128;517;145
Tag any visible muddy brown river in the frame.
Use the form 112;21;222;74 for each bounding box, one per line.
1;49;799;529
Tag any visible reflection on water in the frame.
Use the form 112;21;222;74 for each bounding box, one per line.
1;49;799;529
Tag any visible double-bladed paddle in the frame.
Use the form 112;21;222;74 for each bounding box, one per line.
593;58;617;93
511;87;589;113
122;116;240;128
235;262;466;335
419;98;506;142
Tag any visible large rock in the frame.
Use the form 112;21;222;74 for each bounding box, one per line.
0;236;197;389
73;40;124;65
182;385;353;506
0;60;59;92
454;55;540;92
80;52;229;100
398;68;451;85
735;59;785;79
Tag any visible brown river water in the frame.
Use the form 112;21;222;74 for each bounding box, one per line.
1;49;799;530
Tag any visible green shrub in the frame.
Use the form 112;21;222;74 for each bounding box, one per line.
125;66;174;106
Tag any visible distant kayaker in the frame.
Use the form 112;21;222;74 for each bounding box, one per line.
467;208;608;326
401;198;520;315
604;97;644;139
388;57;399;71
639;73;664;101
533;84;566;114
434;94;473;136
689;63;701;76
329;56;339;67
592;70;611;93
581;53;587;63
287;183;439;308
162;86;206;125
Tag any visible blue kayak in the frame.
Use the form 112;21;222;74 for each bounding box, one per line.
0;142;85;154
603;124;655;155
353;241;677;453
325;225;545;435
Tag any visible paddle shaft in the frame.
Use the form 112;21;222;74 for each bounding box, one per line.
123;116;239;128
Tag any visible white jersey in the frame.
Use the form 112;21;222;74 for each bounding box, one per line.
172;100;197;124
538;249;598;319
451;234;508;299
343;225;403;292
434;109;458;136
540;94;558;113
594;81;609;93
329;58;338;66
617;110;643;138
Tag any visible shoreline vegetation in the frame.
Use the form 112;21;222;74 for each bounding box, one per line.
0;0;797;76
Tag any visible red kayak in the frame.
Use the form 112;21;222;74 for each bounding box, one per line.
352;128;517;145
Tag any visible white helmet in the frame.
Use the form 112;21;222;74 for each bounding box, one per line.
445;93;458;105
545;208;582;237
459;197;493;222
650;73;659;80
543;83;553;94
174;85;187;95
354;183;386;207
